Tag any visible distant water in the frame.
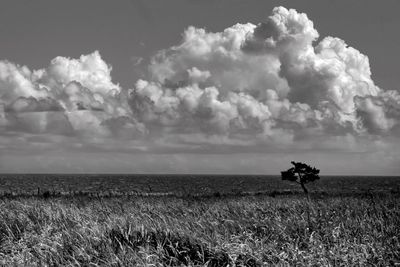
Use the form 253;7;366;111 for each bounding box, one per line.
0;174;399;196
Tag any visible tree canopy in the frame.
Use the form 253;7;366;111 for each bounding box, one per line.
281;161;320;195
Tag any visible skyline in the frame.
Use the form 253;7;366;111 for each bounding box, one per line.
1;1;399;175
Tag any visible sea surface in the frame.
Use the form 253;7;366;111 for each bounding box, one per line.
0;174;399;196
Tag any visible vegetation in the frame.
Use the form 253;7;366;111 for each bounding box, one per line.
0;191;399;266
281;161;320;196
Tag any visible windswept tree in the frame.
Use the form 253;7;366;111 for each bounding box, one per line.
281;161;320;196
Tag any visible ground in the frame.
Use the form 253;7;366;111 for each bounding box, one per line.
0;191;399;266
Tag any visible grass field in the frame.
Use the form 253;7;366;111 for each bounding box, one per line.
1;191;399;266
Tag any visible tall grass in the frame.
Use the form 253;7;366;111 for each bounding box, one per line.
0;193;399;266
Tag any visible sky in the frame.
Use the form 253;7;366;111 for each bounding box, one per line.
0;0;399;174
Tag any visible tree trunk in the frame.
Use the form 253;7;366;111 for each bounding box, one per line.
300;182;308;195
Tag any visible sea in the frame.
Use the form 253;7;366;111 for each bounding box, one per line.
0;174;399;196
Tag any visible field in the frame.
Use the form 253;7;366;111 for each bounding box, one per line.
0;175;399;266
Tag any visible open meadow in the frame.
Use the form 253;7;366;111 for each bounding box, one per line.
2;1;400;266
0;175;399;266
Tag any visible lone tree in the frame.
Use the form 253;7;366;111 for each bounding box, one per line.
281;161;320;196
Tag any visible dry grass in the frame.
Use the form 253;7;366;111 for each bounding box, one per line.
0;193;399;266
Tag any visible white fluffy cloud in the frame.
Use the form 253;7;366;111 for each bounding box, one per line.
131;6;400;147
39;51;121;95
0;61;48;102
1;6;399;153
0;51;145;138
355;90;400;134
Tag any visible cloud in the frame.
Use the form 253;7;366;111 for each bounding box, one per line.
5;96;63;113
0;61;48;102
0;51;145;138
131;6;399;148
242;6;319;53
1;6;399;156
39;51;121;95
6;111;73;135
355;90;400;134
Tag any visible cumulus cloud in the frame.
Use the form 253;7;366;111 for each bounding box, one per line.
355;90;400;134
1;6;399;154
39;51;121;95
0;51;145;138
0;61;48;102
130;6;400;149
